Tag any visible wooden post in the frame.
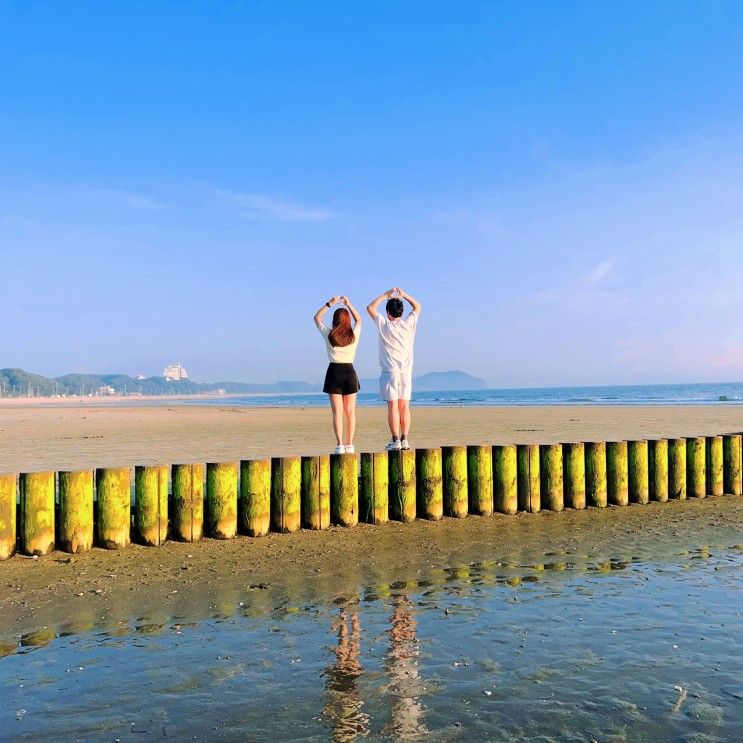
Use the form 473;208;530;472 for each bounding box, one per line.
271;457;301;533
607;441;629;506
585;442;607;507
301;455;330;530
58;470;94;553
628;440;649;505
239;459;271;536
517;444;540;512
669;438;687;500
706;435;723;497
0;473;17;559
442;446;468;517
416;448;443;520
648;439;669;502
562;442;586;510
206;462;238;538
389;449;416;522
96;467;130;550
493;444;518;514
171;463;204;542
723;434;742;495
360;452;388;524
540;444;563;512
467;445;493;515
134;465;168;546
330;454;358;527
687;437;706;498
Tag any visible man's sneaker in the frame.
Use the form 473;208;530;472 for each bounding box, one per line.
385;439;402;451
332;444;346;455
400;438;411;450
345;444;355;454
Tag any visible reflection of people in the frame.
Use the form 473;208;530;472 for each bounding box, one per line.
384;594;428;740
366;288;421;451
314;296;362;454
323;607;370;742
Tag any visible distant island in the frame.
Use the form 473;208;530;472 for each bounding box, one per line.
0;367;488;398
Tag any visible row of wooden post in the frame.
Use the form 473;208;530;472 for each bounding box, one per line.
1;433;741;559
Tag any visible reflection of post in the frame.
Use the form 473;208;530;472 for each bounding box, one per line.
324;607;370;742
385;595;428;740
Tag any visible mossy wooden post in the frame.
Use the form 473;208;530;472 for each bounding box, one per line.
134;465;168;546
416;448;443;520
493;445;518;514
95;467;130;550
239;459;271;536
585;442;607;508
389;449;416;522
606;441;629;506
206;462;238;539
360;452;388;524
723;434;742;495
301;455;330;530
648;439;669;502
0;473;17;559
58;470;93;553
687;437;706;498
706;435;723;497
467;445;493;515
669;438;687;499
271;456;301;533
171;463;204;542
540;444;563;512
562;442;585;510
517;444;540;512
628;440;649;505
330;454;358;526
20;472;56;556
442;446;468;517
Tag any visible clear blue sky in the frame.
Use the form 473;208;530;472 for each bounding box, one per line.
2;1;743;386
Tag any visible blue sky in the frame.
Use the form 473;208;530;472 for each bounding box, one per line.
1;1;743;386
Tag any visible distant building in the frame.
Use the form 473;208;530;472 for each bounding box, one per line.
95;385;116;396
136;374;146;380
163;362;189;381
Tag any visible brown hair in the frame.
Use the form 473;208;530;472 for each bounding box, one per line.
328;308;355;347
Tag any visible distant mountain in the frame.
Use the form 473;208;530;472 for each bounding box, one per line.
360;370;488;392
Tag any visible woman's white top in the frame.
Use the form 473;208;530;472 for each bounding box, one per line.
317;321;360;363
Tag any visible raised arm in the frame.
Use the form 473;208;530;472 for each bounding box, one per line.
366;288;395;320
340;296;362;326
397;287;421;315
314;296;339;328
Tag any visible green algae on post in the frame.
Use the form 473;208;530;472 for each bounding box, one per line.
206;462;238;539
0;473;17;559
493;444;518;514
389;449;416;522
271;456;301;533
467;445;493;516
585;442;607;508
607;441;629;506
628;440;649;505
416;448;443;521
540;444;563;512
648;439;669;502
240;459;271;536
723;434;742;495
517;444;540;512
134;465;168;546
330;453;358;527
360;452;389;524
58;470;94;553
171;463;204;542
95;467;131;550
706;435;723;497
562;442;585;510
442;446;468;517
20;471;56;556
687;436;706;498
669;438;687;500
301;455;330;530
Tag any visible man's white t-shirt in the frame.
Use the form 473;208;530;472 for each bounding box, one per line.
374;312;418;372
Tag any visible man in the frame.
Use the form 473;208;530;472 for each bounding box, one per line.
366;287;422;451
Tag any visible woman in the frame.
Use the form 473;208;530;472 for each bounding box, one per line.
314;295;362;454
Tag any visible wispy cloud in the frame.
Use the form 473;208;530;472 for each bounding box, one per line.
85;188;165;211
216;189;334;222
582;259;614;286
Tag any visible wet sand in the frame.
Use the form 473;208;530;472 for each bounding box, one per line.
1;402;742;471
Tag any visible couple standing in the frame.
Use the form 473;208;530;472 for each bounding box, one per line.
313;288;421;454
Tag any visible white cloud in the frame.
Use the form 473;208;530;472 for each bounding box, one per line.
216;189;334;222
583;259;614;286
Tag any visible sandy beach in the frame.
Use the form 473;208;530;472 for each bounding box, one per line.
0;402;741;472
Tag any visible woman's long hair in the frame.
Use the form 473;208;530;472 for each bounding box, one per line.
328;308;355;347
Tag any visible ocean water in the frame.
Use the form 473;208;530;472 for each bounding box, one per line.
176;382;743;408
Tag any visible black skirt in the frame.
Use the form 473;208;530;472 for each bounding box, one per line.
323;363;361;395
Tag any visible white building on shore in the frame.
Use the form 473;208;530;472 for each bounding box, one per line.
163;362;189;381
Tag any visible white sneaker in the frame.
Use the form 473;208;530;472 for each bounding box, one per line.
345;444;355;454
401;438;410;450
385;439;402;451
332;445;346;455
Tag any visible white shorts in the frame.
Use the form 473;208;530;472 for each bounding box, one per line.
379;370;413;402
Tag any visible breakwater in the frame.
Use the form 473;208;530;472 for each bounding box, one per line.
1;433;742;559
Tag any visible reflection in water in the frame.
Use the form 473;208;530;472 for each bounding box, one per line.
385;595;428;741
324;605;370;741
